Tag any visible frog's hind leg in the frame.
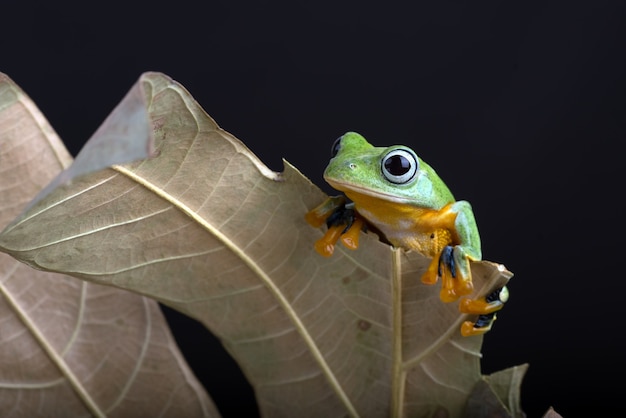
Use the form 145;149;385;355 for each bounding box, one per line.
461;312;497;336
460;286;509;336
460;286;509;315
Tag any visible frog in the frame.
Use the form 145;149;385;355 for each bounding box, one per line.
305;132;507;336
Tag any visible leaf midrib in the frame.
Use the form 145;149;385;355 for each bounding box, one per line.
111;164;360;417
0;261;105;417
0;78;102;416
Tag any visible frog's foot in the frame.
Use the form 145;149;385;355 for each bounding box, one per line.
459;286;509;315
306;196;365;256
459;287;509;337
421;252;441;285
422;246;474;303
312;217;365;256
305;196;347;228
313;224;345;257
338;217;364;250
461;313;497;337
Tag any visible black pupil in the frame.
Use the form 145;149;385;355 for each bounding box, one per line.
384;155;411;175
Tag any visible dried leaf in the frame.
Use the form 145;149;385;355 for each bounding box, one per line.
484;364;528;417
0;72;514;417
465;364;528;418
26;76;154;212
0;73;217;417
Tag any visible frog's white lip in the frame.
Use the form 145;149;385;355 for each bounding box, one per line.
324;178;411;204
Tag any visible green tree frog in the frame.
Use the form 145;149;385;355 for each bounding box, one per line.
305;132;507;336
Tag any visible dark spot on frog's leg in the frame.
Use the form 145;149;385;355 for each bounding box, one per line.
326;204;356;234
473;312;497;329
357;319;372;331
342;276;351;284
462;287;509;336
438;245;455;278
474;287;507;327
485;287;505;304
461;312;497;336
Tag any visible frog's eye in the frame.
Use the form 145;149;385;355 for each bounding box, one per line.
331;137;343;158
381;148;418;184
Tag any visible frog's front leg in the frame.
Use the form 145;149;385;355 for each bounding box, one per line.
305;196;365;256
421;201;481;303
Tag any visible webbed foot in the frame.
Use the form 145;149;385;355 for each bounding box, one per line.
460;286;509;336
422;245;474;303
305;197;365;256
305;196;347;228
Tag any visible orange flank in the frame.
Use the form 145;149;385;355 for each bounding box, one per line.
343;190;460;257
345;191;476;303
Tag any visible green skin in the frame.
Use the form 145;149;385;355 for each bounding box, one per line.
323;132;481;288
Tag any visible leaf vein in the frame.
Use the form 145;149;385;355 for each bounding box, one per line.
2;172;119;235
84;248;222;276
111;164;360;417
105;296;152;413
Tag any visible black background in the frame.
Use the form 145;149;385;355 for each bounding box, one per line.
2;1;625;417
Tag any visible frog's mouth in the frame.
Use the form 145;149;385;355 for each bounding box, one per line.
324;178;412;205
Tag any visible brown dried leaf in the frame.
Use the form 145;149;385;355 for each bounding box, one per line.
0;73;217;417
0;72;514;417
484;364;528;417
465;364;528;418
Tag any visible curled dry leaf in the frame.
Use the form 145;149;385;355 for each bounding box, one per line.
0;73;217;417
0;72;517;417
465;365;528;418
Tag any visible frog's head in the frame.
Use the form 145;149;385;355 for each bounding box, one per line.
323;132;452;207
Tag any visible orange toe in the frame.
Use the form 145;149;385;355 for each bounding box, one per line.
313;224;344;257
